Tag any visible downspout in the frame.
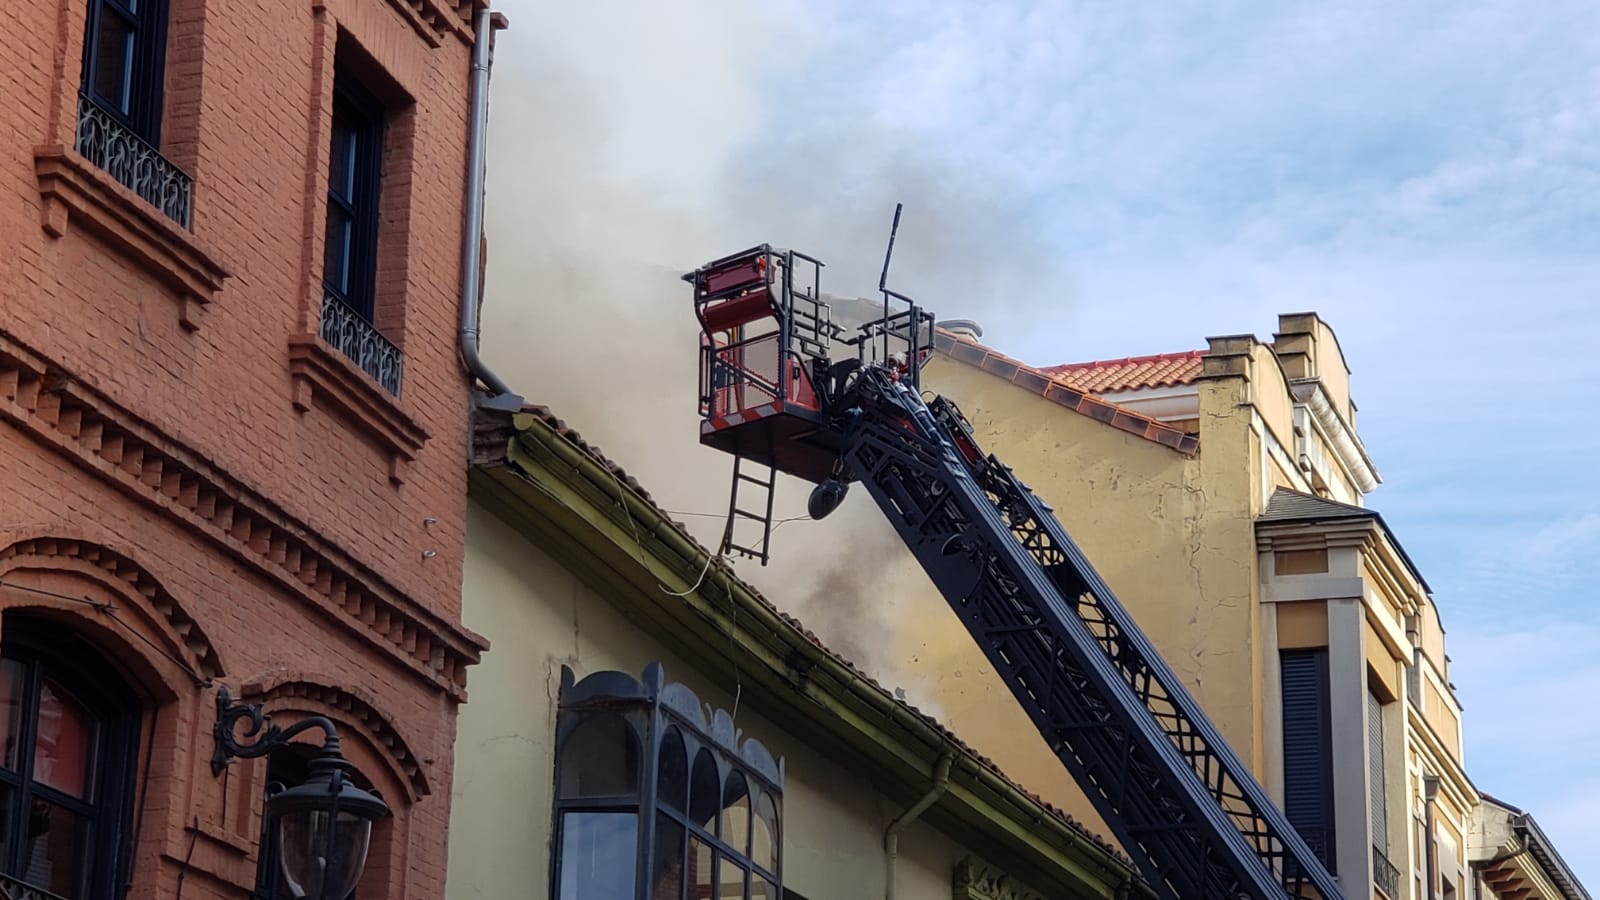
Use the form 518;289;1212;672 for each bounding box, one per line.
884;751;954;900
460;8;524;411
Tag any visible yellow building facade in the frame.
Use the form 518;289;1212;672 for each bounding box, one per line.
443;407;1142;900
889;313;1583;900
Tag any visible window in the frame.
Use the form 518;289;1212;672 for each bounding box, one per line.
74;0;194;227
1280;648;1334;873
323;67;385;324
0;619;141;900
317;63;403;396
552;665;783;900
81;0;168;141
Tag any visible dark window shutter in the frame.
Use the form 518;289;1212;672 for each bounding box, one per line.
1368;690;1388;851
1281;649;1336;873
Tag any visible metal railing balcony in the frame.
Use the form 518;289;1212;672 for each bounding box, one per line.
74;93;194;229
1373;844;1401;898
320;289;404;396
0;872;70;900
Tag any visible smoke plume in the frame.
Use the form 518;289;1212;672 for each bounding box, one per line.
477;1;1070;690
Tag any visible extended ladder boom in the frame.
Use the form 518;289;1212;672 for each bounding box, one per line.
683;244;1344;899
835;367;1343;900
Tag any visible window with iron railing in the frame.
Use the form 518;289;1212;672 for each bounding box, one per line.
319;65;402;395
75;0;194;228
1372;844;1400;898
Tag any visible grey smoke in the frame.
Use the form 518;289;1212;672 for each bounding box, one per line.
477;1;1072;684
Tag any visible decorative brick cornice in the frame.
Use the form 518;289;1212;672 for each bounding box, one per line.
384;0;473;46
952;858;1048;900
33;146;231;331
0;531;225;682
241;675;431;800
0;332;483;699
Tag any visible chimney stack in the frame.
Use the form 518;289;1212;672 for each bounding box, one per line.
937;319;983;342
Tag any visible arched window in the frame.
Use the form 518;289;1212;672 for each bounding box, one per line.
0;617;141;900
551;665;783;900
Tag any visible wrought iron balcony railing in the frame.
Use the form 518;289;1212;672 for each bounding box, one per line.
74;93;194;229
1373;844;1401;898
0;872;69;900
320;290;404;396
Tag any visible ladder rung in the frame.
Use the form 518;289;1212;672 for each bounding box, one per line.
735;473;773;488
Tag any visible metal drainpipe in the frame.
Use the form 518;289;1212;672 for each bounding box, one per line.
459;8;523;410
1423;774;1440;900
884;751;954;900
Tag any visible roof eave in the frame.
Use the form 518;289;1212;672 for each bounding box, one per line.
469;407;1146;897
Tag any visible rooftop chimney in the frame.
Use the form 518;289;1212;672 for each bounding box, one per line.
937;319;983;341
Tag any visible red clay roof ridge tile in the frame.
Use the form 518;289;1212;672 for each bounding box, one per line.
932;332;1199;456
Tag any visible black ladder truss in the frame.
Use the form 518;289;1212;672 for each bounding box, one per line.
836;367;1343;900
719;455;778;565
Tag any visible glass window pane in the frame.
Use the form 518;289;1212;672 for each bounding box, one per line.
689;836;713;900
92;6;136;113
689;751;719;833
751;791;778;875
0;658;24;771
718;859;746;900
323;207;352;295
328;117;355;200
33;678;97;800
19;800;91;899
657;728;687;812
650;814;685;900
557;811;637;900
721;772;749;856
558;714;640;800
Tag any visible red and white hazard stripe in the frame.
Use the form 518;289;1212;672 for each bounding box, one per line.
703;401;785;433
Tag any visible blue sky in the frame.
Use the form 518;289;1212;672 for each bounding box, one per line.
484;0;1600;885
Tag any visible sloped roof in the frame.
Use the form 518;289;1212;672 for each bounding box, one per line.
471;403;1144;894
1256;489;1431;593
1042;351;1207;394
1259;489;1375;524
934;331;1198;456
1477;793;1592;900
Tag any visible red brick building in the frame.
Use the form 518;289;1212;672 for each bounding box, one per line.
0;0;490;896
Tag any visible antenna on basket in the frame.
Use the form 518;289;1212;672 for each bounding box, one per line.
877;203;904;367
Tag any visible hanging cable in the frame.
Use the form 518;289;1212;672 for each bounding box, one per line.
0;578;209;687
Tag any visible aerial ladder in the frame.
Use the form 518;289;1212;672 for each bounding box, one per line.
684;227;1347;900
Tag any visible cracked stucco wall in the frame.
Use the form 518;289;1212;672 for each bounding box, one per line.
871;358;1265;838
444;502;976;900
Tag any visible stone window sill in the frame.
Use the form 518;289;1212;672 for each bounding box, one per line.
32;145;230;330
287;334;430;483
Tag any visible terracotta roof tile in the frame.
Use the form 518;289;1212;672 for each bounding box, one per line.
478;404;1135;868
1043;350;1206;394
934;332;1199;457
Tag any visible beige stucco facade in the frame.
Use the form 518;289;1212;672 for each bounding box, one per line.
444;409;1142;900
874;313;1509;899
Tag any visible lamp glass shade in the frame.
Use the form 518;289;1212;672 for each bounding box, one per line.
277;809;372;900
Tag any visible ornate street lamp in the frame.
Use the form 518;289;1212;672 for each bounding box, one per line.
212;687;390;900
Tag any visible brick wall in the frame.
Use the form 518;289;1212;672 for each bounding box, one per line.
0;0;485;896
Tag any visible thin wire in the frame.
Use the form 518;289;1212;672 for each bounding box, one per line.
0;578;210;687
